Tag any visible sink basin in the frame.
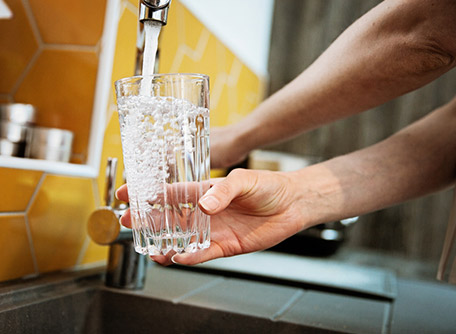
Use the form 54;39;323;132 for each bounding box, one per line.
1;288;322;333
2;252;456;334
0;268;338;334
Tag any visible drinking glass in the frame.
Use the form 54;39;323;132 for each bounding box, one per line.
115;74;210;256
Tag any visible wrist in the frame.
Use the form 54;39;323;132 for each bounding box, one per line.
288;163;345;230
228;121;258;161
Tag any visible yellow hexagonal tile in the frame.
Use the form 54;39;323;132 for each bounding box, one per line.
172;1;204;54
159;1;206;73
0;215;36;282
0;96;12;103
0;168;43;212
28;175;96;273
28;0;107;45
127;0;138;8
233;63;265;119
79;239;109;265
0;0;39;94
111;5;137;83
14;49;98;164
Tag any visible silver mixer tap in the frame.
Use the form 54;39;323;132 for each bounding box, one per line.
139;0;171;24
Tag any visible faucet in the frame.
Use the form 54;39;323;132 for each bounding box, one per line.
88;158;147;290
139;0;171;24
135;0;171;75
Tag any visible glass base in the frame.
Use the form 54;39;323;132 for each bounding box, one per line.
134;231;210;256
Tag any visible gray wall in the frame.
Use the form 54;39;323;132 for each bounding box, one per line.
266;0;456;263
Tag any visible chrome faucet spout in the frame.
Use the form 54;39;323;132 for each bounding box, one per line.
139;0;171;25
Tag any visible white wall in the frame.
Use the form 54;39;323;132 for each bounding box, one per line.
180;0;275;78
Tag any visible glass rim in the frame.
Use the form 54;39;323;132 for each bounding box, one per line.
115;73;209;87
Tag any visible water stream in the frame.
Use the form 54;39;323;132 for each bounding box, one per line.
142;21;162;76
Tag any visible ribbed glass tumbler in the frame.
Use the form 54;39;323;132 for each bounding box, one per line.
115;74;211;256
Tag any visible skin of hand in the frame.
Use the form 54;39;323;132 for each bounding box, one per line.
116;95;456;266
210;0;456;170
116;170;308;266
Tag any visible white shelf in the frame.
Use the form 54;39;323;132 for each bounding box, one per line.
0;156;97;178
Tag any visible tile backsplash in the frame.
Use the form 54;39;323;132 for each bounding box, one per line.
0;0;265;283
0;0;105;164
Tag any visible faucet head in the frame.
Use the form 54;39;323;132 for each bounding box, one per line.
139;0;171;25
142;0;170;8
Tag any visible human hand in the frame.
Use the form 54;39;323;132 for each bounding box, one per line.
116;168;308;266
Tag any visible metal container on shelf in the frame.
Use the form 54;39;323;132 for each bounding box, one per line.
0;138;26;157
26;127;74;162
0;121;30;143
0;103;36;125
0;103;37;158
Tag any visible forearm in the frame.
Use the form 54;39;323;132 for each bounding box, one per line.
293;97;456;228
236;0;456;152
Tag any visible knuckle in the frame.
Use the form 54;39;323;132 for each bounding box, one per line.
228;168;247;178
213;182;232;197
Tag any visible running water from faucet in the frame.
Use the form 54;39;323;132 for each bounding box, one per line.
142;21;162;76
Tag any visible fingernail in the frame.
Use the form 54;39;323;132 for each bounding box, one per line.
119;215;126;226
171;254;180;264
115;189;121;200
172;253;192;265
199;196;220;212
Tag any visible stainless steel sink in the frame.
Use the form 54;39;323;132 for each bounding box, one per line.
0;267;337;334
2;252;456;334
1;288;320;333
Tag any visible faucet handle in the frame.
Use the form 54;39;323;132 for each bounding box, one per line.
87;208;120;245
88;157;130;245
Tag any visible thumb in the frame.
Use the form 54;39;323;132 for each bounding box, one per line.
198;170;248;214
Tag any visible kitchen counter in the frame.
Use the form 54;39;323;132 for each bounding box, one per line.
328;246;439;282
1;251;456;333
171;251;456;333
